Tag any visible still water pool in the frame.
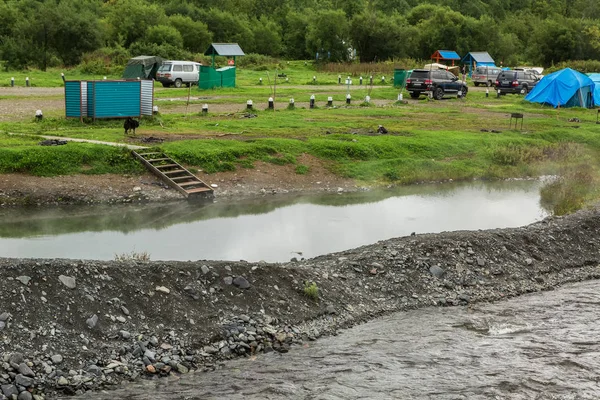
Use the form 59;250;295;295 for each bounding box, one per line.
0;180;549;262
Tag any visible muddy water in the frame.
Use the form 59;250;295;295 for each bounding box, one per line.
68;279;600;400
0;180;548;262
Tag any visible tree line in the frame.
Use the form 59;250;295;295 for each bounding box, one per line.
1;0;599;71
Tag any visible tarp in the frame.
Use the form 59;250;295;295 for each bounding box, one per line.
122;56;163;79
525;68;595;108
589;73;600;106
423;63;460;77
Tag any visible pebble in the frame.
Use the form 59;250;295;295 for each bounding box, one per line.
57;377;69;386
120;330;131;339
51;355;63;365
233;277;250;289
223;277;233;285
86;315;98;329
58;275;77;289
155;286;170;294
429;265;445;278
201;265;210;275
16;276;31;285
17;391;33;400
18;363;35;377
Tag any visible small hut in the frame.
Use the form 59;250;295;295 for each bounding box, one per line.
462;52;495;76
430;50;461;66
199;43;245;89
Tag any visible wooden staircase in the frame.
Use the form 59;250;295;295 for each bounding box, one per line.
132;150;214;199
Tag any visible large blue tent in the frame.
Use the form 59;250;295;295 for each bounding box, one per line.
589;73;600;106
525;68;595;108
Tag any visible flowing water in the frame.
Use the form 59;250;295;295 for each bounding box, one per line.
0;180;548;262
69;279;600;400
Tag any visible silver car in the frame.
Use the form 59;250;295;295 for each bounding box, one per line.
471;66;502;87
155;61;202;88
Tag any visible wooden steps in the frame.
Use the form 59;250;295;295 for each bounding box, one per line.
132;150;214;199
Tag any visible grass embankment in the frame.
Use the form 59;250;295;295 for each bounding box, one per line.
1;64;599;214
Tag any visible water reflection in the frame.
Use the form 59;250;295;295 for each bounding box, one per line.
0;180;549;262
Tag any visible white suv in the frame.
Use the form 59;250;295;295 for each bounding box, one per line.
156;61;201;88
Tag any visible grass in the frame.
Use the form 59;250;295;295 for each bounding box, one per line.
303;281;319;300
1;63;600;212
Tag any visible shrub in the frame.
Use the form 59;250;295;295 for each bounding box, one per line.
295;164;309;174
303;281;318;300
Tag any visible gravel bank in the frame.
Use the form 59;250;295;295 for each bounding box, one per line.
1;205;600;399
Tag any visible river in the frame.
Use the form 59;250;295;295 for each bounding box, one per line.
0;179;548;262
66;279;600;399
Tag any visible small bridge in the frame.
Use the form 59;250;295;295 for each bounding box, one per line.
132;150;213;199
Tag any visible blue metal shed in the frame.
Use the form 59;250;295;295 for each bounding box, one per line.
462;52;496;76
65;80;154;121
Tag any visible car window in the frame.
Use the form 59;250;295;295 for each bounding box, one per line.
410;71;429;79
183;65;193;72
158;64;172;72
446;72;455;80
173;65;183;72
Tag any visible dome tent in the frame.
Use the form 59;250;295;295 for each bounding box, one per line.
588;73;600;107
525;68;595;108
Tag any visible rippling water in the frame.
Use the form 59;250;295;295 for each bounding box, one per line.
70;280;600;400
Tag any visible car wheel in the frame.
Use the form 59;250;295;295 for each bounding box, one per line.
460;86;468;98
434;87;444;100
474;82;480;87
521;86;528;95
410;92;420;99
174;79;183;88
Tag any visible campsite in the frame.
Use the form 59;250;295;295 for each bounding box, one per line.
2;0;600;399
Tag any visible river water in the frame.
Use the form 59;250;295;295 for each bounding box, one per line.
68;279;600;400
0;180;548;262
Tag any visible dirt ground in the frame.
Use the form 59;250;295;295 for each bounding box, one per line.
0;154;359;206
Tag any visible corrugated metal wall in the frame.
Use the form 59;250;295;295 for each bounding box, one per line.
141;80;154;116
64;81;82;118
94;81;141;118
64;80;154;119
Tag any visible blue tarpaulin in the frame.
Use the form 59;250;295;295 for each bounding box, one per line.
525;68;595;108
589;73;600;106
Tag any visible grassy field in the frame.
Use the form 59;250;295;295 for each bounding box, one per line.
0;63;599;214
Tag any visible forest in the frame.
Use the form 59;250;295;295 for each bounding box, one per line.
0;0;599;71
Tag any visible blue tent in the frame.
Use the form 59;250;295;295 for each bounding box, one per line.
525;68;595;108
588;73;600;106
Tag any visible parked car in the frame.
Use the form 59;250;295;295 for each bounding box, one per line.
406;69;468;100
515;67;544;79
471;66;502;87
155;60;202;88
495;70;540;95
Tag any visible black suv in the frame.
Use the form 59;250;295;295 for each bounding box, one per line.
406;69;468;100
495;70;540;95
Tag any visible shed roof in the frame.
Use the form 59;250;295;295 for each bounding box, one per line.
462;52;495;64
431;50;460;60
204;43;245;57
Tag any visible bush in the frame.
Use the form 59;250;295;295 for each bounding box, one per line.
545;60;600;74
303;281;318;300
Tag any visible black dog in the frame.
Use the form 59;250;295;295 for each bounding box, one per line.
124;117;140;135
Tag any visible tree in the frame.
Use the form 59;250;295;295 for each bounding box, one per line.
105;0;168;48
169;15;213;53
145;25;184;48
306;9;350;62
283;11;311;59
250;17;283;56
198;9;255;51
350;11;412;62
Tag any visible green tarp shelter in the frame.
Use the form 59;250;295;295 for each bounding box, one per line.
122;56;163;79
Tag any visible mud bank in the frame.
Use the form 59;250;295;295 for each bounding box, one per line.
1;206;600;399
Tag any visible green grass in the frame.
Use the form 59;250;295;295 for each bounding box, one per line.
1;63;600;213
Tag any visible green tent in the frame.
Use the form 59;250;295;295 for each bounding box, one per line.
122;56;163;79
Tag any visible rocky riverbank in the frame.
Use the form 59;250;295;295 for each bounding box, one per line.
1;205;600;399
